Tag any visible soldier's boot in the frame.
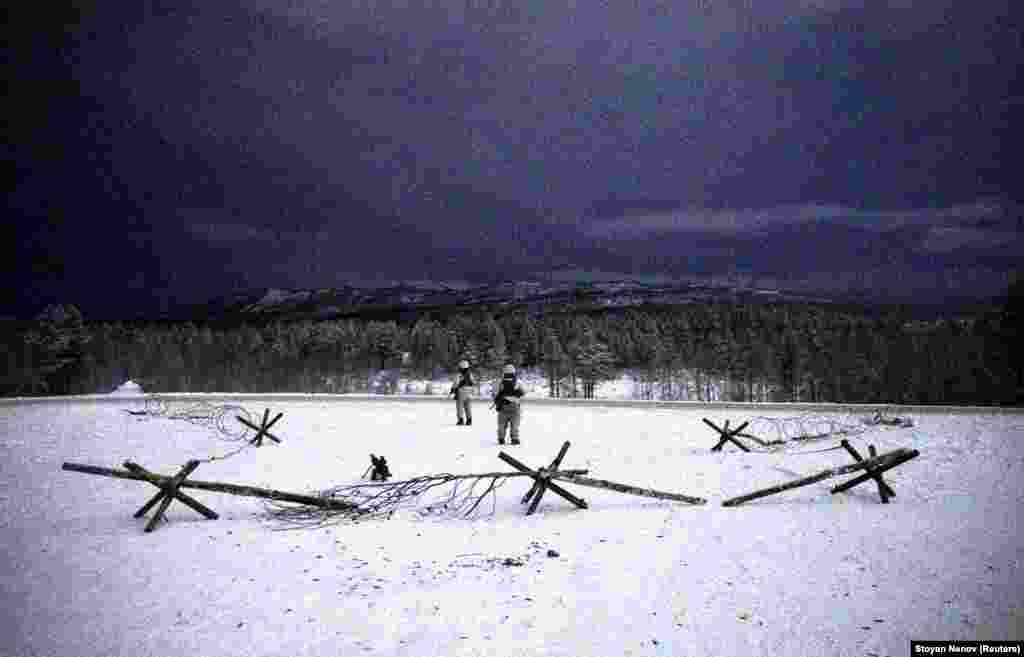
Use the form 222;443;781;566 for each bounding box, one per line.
510;438;520;445
466;418;472;426
456;418;464;426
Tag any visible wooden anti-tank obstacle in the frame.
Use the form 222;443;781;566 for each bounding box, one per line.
125;460;217;532
62;407;296;532
703;418;753;452
721;444;919;507
836;440;896;503
499;441;707;515
239;408;284;447
62;460;360;532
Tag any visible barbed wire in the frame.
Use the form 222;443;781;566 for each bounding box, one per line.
128;396;262;463
737;412;914;454
136;397;255;442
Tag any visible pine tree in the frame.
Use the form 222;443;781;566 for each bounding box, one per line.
365;320;403;370
541;328;567;398
570;328;615;399
482;315;507;375
24;303;91;395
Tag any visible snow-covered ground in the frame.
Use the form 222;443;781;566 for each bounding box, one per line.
2;397;1022;657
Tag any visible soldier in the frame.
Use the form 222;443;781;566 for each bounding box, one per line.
493;364;525;445
449;360;474;426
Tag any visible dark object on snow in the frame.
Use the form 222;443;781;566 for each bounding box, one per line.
721;446;919;507
61;460;358;532
499;441;707;516
552;472;707;505
237;408;284;446
546;549;560;558
126;460;215;532
864;412;914;428
837;440;896;502
369;454;392;481
703;418;752;452
509;441;585;515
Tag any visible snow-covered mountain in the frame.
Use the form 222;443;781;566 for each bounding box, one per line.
187;278;841;321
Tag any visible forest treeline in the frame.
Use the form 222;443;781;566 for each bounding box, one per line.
3;297;1021;405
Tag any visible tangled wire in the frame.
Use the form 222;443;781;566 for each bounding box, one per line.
738;412;914;454
263;471;532;529
135;397;255;442
125;396;264;463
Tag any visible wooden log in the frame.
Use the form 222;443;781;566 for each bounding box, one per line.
123;462;219;519
64;462;153;482
134;488;168;518
830;450;919;495
62;462;358;511
721;448;919;507
497;452;589;511
727;420;752;452
548;473;707;505
703;418;751;452
868;444;895;501
523;442;571;504
526;468;553;515
521;480;539;505
144;460;200;532
843;438;892;493
839;440;895;501
239;410;283;445
735;432;779;448
523;441;572;507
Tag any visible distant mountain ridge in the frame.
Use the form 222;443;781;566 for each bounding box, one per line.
184;278;855;322
173;269;1014;323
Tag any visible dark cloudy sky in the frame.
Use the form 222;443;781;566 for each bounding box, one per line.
7;0;1022;318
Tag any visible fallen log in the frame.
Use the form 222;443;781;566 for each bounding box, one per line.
549;473;707;505
62;461;359;511
830;451;917;495
123;462;219;520
143;460;200;532
523;441;573;513
721;448;919;507
498;450;590;513
838;440;895;502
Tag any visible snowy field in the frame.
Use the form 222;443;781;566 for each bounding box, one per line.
2;396;1022;657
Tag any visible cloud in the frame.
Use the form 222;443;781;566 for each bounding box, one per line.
583;199;1014;238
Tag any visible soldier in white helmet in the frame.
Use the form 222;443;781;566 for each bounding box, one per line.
449;359;474;426
493;364;525;445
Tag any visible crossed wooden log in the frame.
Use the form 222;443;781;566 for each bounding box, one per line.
721;444;919;507
61;460;358;532
703;418;752;452
498;441;707;515
238;409;283;447
835;439;897;503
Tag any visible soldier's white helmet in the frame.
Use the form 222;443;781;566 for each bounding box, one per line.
503;364;516;375
458;360;469;369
